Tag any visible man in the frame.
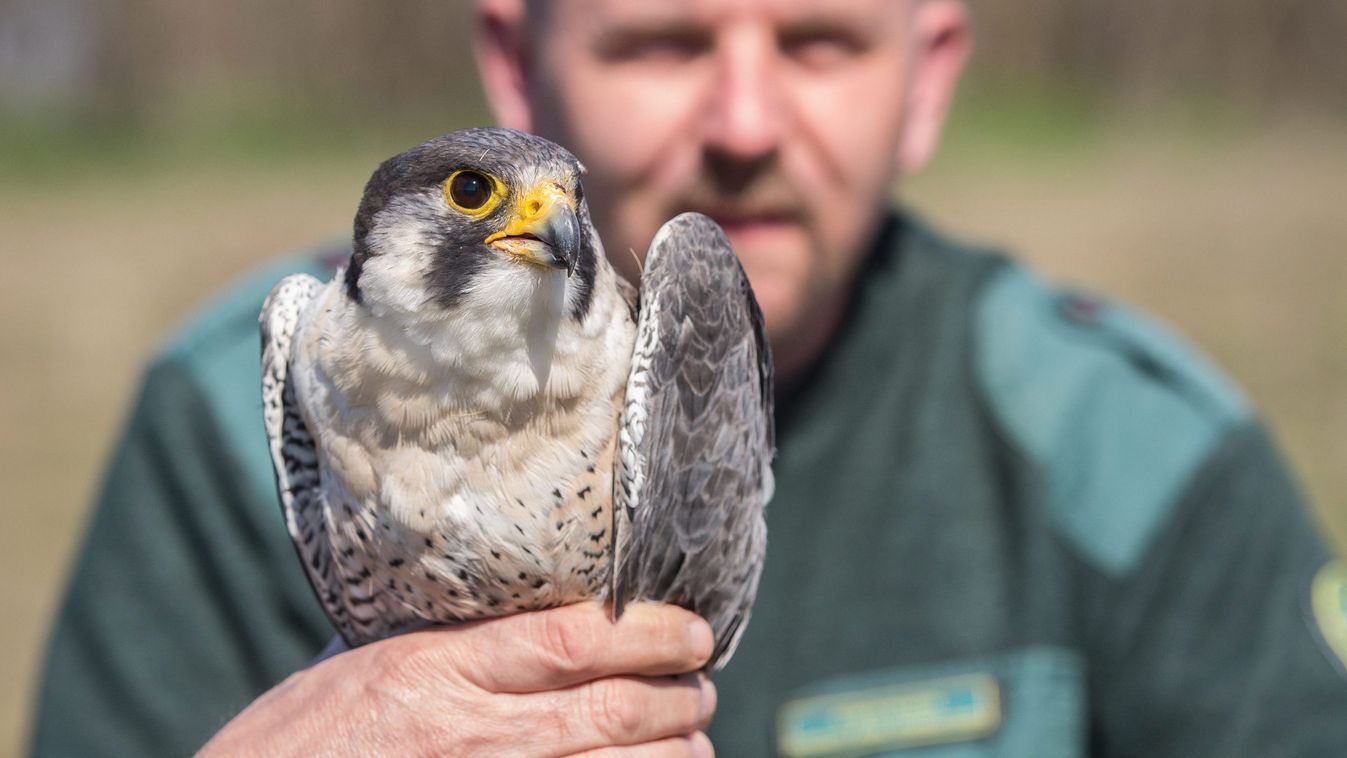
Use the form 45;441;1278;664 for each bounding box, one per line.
32;1;1347;755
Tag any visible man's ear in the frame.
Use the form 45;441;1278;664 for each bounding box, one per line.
475;0;534;133
898;0;971;175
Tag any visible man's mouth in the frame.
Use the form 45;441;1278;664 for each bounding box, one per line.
698;209;801;244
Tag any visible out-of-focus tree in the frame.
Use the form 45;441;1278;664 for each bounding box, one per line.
1;0;1343;121
971;0;1347;113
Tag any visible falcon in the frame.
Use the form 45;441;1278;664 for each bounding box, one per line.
260;127;773;670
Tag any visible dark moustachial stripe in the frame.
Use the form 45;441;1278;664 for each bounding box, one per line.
424;211;496;310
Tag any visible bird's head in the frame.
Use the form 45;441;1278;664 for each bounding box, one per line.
344;128;599;322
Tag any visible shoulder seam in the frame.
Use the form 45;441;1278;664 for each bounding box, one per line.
972;264;1249;575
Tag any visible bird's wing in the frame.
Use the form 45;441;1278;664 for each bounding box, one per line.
260;274;362;644
612;212;775;671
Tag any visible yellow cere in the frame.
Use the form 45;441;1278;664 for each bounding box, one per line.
443;169;506;217
484;180;575;245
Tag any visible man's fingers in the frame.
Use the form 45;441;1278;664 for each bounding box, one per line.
568;732;715;758
452;602;714;693
529;673;713;756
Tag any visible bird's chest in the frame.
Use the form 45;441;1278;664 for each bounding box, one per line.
321;402;620;623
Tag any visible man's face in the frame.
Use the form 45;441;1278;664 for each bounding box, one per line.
501;0;954;373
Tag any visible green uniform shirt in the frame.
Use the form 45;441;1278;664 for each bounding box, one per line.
31;215;1347;756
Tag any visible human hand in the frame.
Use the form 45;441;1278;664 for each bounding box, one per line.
197;602;716;757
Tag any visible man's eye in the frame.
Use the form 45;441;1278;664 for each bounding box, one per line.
597;28;712;64
780;29;867;69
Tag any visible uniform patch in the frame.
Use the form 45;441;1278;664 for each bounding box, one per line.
1311;560;1347;671
777;673;1001;757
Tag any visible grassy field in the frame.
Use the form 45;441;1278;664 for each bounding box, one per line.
2;112;1345;754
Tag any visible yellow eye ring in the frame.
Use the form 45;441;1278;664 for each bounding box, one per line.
444;169;505;217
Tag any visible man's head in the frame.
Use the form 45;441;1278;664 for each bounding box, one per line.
476;0;969;377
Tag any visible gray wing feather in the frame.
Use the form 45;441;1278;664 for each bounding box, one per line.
260;274;363;645
613;212;774;671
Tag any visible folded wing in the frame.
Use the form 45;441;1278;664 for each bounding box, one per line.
612;212;775;671
260;274;363;645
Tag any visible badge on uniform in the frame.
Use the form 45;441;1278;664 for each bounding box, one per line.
776;672;1002;757
1310;559;1347;674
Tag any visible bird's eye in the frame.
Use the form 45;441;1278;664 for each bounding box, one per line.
444;170;500;215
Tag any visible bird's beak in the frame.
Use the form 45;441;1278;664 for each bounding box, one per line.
484;181;580;276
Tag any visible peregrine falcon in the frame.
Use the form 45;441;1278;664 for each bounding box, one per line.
260;127;773;670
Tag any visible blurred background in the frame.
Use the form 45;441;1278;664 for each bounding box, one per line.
2;0;1345;753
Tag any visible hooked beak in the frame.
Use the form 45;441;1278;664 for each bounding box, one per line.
484;180;580;276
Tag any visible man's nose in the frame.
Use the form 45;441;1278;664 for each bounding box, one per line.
703;29;782;161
